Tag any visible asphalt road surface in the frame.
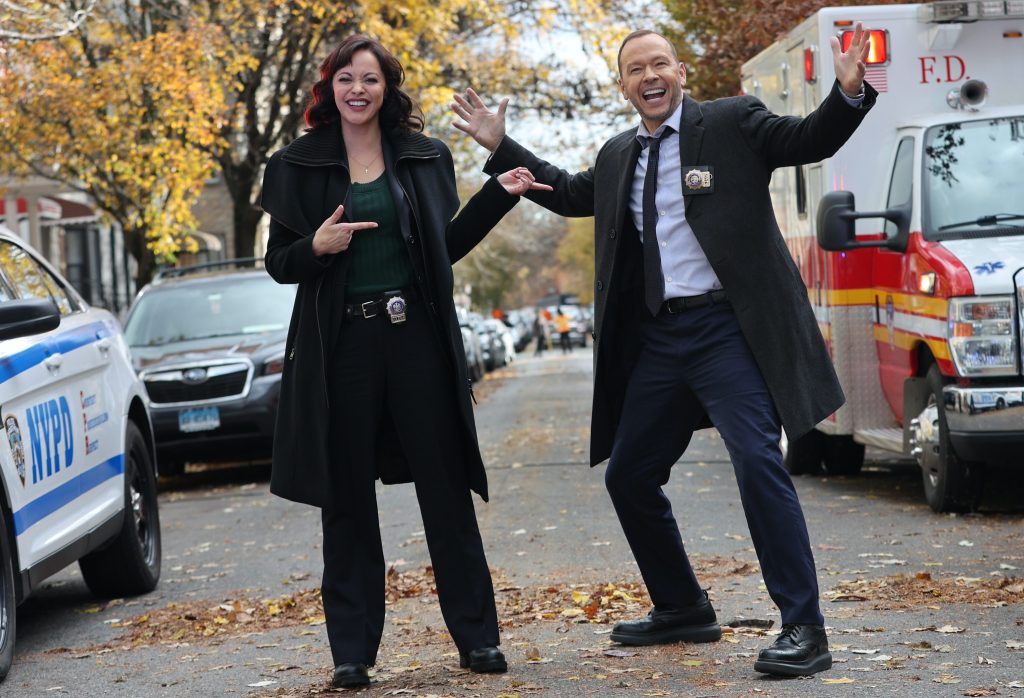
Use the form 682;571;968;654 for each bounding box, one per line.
8;348;1024;697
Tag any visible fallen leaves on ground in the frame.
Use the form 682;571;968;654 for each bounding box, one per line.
499;580;648;626
497;556;757;628
81;558;759;650
94;590;325;647
78;566;438;649
825;572;1024;610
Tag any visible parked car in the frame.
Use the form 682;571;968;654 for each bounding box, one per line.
123;259;296;476
484;318;516;364
0;224;160;683
461;325;486;382
504;309;533;352
456;306;486;382
467;312;507;370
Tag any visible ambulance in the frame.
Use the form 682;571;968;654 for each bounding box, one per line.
740;1;1024;512
0;224;161;681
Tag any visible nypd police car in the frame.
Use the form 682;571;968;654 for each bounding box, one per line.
0;224;160;682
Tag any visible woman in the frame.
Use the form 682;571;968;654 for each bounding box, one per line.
261;35;550;689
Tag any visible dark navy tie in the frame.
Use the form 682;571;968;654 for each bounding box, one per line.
642;132;666;317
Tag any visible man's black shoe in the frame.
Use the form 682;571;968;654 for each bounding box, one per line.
331;662;370;688
459;646;507;673
753;624;832;676
610;592;722;646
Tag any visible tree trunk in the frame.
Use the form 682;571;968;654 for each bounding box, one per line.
232;194;264;259
125;227;157;288
223;162;264;259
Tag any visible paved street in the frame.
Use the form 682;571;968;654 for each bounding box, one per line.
8;348;1024;697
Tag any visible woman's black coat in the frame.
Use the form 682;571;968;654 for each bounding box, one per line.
261;126;517;508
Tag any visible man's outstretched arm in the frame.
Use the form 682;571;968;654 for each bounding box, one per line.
451;88;596;218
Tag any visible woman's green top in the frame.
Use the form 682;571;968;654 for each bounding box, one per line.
345;173;414;296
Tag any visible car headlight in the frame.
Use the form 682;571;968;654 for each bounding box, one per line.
261;353;286;376
948;296;1018;377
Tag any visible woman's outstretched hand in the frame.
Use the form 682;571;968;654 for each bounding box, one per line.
312;204;378;256
497;167;554;196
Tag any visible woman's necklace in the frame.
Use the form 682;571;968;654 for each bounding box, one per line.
349;150;382;175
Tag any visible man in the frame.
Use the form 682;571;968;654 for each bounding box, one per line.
555;307;573;354
451;25;874;677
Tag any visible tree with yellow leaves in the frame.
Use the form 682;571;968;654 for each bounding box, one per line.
201;0;631;259
2;0;634;286
0;18;249;281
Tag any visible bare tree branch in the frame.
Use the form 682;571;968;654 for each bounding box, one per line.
0;0;97;40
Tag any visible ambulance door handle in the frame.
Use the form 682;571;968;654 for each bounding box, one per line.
43;353;63;372
97;338;112;356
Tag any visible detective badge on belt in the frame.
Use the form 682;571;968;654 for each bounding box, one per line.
383;291;407;325
683;166;714;194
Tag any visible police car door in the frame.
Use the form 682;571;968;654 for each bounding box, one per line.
0;240;120;574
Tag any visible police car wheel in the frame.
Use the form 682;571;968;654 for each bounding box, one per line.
0;506;16;682
79;422;161;598
919;365;983;514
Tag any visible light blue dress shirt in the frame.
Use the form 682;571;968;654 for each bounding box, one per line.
630;102;721;299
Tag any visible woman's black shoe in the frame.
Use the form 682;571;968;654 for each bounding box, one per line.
459;646;507;673
753;624;832;676
332;662;370;688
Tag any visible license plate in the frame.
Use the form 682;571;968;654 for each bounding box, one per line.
178;406;220;433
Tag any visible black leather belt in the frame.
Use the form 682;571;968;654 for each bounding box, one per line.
344;287;419;320
662;289;728;314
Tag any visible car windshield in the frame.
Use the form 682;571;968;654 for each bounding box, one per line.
923;116;1024;240
124;274;296;347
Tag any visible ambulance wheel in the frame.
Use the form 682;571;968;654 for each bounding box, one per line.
916;365;982;513
80;422;161;597
782;429;823;475
0;507;16;682
821;435;865;475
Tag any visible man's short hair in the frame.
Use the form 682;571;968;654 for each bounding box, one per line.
617;30;680;72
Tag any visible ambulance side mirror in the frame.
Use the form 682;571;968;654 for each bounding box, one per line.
816;191;909;253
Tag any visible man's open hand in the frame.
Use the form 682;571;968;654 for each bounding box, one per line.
451;88;508;152
831;21;871;97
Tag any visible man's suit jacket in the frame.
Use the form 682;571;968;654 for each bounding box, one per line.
485;80;877;466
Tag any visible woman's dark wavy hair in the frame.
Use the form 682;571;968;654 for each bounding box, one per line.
304;34;424;134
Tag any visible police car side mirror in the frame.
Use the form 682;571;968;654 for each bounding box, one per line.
0;299;61;340
817;191;909;253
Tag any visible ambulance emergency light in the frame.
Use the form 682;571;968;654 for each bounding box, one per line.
919;0;1024;22
804;46;816;83
840;29;889;64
